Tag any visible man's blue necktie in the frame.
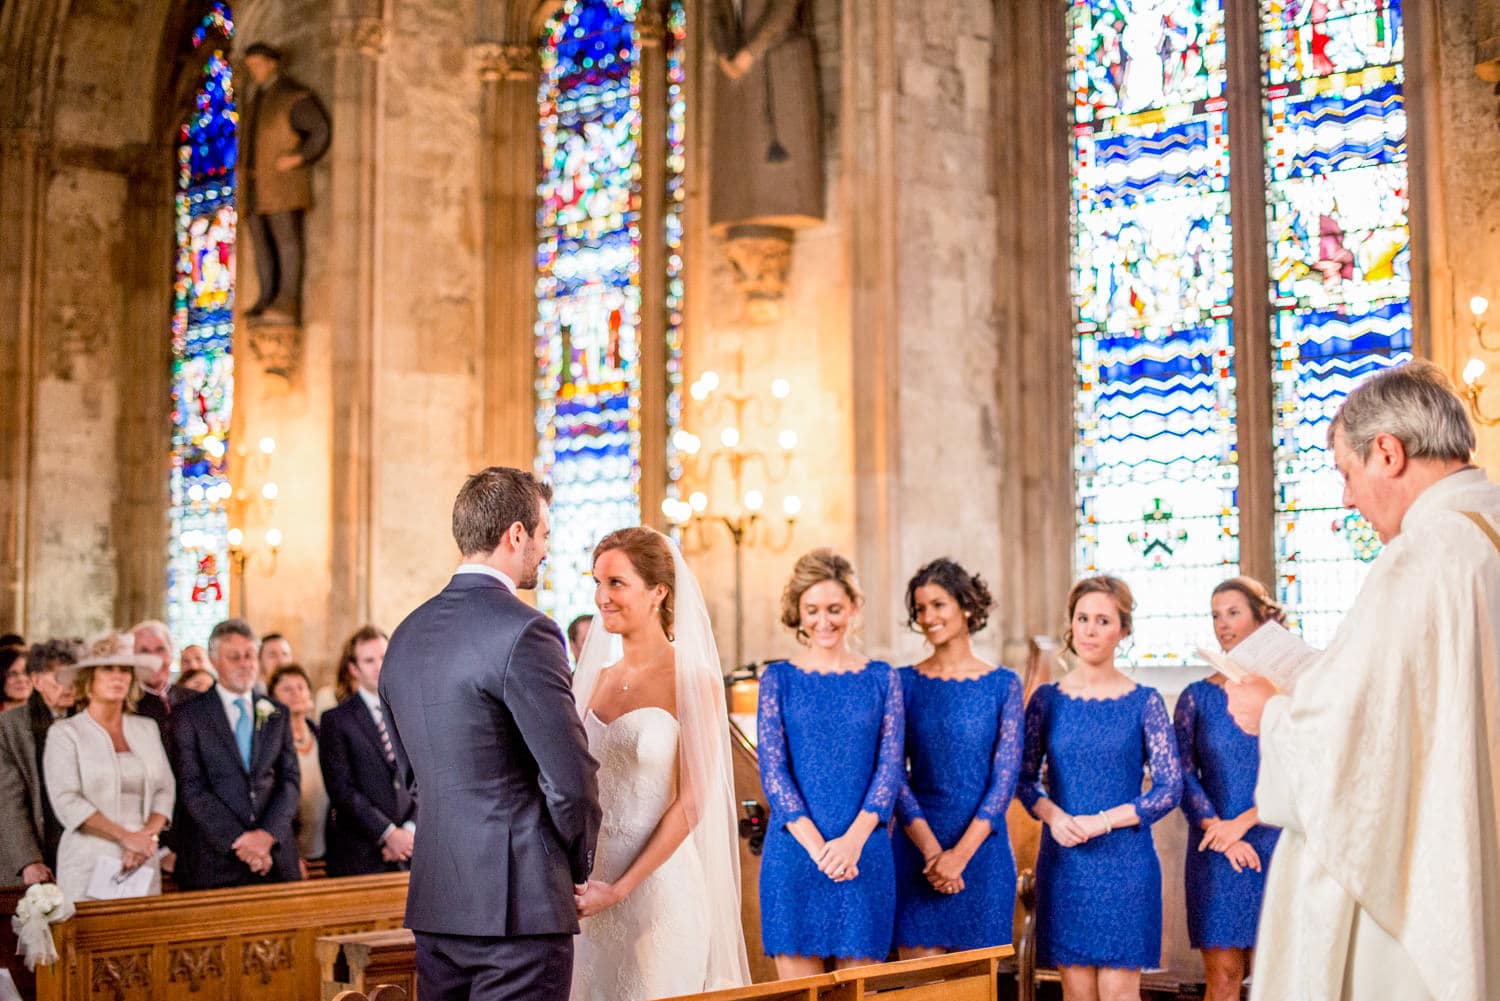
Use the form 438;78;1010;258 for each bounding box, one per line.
234;697;252;771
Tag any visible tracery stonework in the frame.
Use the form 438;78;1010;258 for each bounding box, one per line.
471;42;538;82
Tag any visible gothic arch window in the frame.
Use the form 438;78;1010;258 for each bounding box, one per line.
167;1;238;646
533;0;687;625
1068;0;1411;661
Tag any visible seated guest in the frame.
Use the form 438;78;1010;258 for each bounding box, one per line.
269;664;327;865
320;625;415;876
1174;577;1284;1001
0;640;79;887
170;618;302;889
3;645;31;711
130;620;176;730
258;632;293;688
1017;576;1182;1001
894;559;1023;958
171;667;216;706
43;632;174;900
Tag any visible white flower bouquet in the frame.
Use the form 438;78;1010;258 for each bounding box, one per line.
10;882;74;970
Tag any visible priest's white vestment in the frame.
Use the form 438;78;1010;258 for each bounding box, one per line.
1250;468;1500;1001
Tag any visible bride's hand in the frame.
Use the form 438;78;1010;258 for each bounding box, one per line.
574;879;622;918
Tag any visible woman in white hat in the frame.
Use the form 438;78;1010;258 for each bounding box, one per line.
43;631;175;901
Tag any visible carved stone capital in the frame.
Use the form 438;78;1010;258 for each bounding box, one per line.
722;225;795;325
247;315;303;380
636;5;666;47
333;15;387;57
471;41;539;82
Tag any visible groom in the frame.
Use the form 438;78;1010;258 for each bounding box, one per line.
380;467;601;1001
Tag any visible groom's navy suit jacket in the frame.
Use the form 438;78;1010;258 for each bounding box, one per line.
379;573;601;937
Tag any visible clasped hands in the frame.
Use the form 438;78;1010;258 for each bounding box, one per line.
921;848;970;895
1045;809;1114;848
381;826;415;864
232;829;275;876
117;829;159;874
1198;815;1261;873
575;879;623;918
807;830;867;884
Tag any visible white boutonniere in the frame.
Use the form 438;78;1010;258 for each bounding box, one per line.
253;698;276;731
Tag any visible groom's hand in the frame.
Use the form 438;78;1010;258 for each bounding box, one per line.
574;879;621;918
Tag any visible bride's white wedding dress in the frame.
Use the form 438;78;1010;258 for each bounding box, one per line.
570;706;711;1001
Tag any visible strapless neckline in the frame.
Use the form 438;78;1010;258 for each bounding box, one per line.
586;705;679;728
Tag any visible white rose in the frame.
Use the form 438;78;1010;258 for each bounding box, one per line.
34;883;63;914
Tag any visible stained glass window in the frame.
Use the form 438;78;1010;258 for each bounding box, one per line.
534;0;685;626
1068;0;1239;663
168;1;237;648
1263;0;1410;645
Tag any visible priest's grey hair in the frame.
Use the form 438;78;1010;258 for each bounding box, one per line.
1329;360;1475;462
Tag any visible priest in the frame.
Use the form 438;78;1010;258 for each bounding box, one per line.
1228;360;1500;1001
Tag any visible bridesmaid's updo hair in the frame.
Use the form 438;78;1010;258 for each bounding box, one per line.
780;548;863;643
592;527;676;640
1210;575;1286;626
1062;575;1135;654
905;558;994;634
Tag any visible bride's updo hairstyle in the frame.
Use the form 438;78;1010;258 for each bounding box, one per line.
779;547;863;644
592;527;676;640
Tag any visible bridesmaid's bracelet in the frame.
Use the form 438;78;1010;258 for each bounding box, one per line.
1098;811;1112;834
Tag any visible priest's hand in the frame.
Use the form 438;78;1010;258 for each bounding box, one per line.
1226;674;1278;735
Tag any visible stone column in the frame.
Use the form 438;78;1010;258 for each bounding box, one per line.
637;2;670;530
327;7;387;634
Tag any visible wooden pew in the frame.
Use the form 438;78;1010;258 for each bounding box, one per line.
330;987;407;1001
33;872;407;1001
317;928;417;1001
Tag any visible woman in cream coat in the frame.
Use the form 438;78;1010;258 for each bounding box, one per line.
44;631;174;901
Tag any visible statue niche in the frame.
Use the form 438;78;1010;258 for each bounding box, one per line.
708;0;825;324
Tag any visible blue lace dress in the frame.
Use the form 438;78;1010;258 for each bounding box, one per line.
894;665;1023;950
1017;683;1182;970
1173;679;1280;950
757;659;904;961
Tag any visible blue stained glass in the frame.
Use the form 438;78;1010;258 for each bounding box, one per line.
168;2;237;649
1264;0;1411;646
535;0;686;627
1069;0;1239;665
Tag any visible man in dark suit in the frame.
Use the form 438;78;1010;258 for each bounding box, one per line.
380;467;600;1001
319;624;417;876
170;618;303;889
0;640;77;886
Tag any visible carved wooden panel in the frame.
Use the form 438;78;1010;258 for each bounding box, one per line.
167;944;224;993
88;951;150;1001
240;935;294;985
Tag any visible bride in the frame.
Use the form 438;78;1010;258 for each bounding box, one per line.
570;527;750;1000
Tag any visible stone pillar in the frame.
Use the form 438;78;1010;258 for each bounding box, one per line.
327;7;387;634
637;2;670;531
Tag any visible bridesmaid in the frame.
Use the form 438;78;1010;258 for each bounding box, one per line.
758;548;904;976
894;558;1023;957
1017;575;1182;1001
1174;577;1284;1001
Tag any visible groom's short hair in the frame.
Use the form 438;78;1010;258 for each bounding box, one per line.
453;466;554;557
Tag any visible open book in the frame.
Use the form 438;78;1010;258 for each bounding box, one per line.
1195;620;1320;695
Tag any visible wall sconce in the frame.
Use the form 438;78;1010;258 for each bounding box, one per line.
663;350;801;671
226;436;282;615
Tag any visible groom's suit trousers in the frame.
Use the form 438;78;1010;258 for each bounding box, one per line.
414;931;572;1001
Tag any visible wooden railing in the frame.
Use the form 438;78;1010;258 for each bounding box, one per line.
31;872;406;1001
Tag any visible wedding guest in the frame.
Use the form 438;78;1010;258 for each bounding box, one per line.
269;664;327;866
171;667;216;706
567;613;594;664
179;644;212;676
130;620;175;729
171;618;302;889
1018;575;1182;1001
0;640;79;887
320;625;416;876
894;559;1023;957
258;632;293;686
43;632;174;900
758;549;904;977
0;634;24;648
1174;577;1284;1001
2;646;31;711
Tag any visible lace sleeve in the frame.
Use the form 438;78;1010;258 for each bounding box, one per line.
859;664;905;822
756;663;809;824
975;671;1025;825
1172;686;1217;827
896;780;925;825
1133;689;1183;826
1017;684;1049;816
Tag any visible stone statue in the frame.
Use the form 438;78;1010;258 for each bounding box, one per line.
241;42;331;328
708;0;824;322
